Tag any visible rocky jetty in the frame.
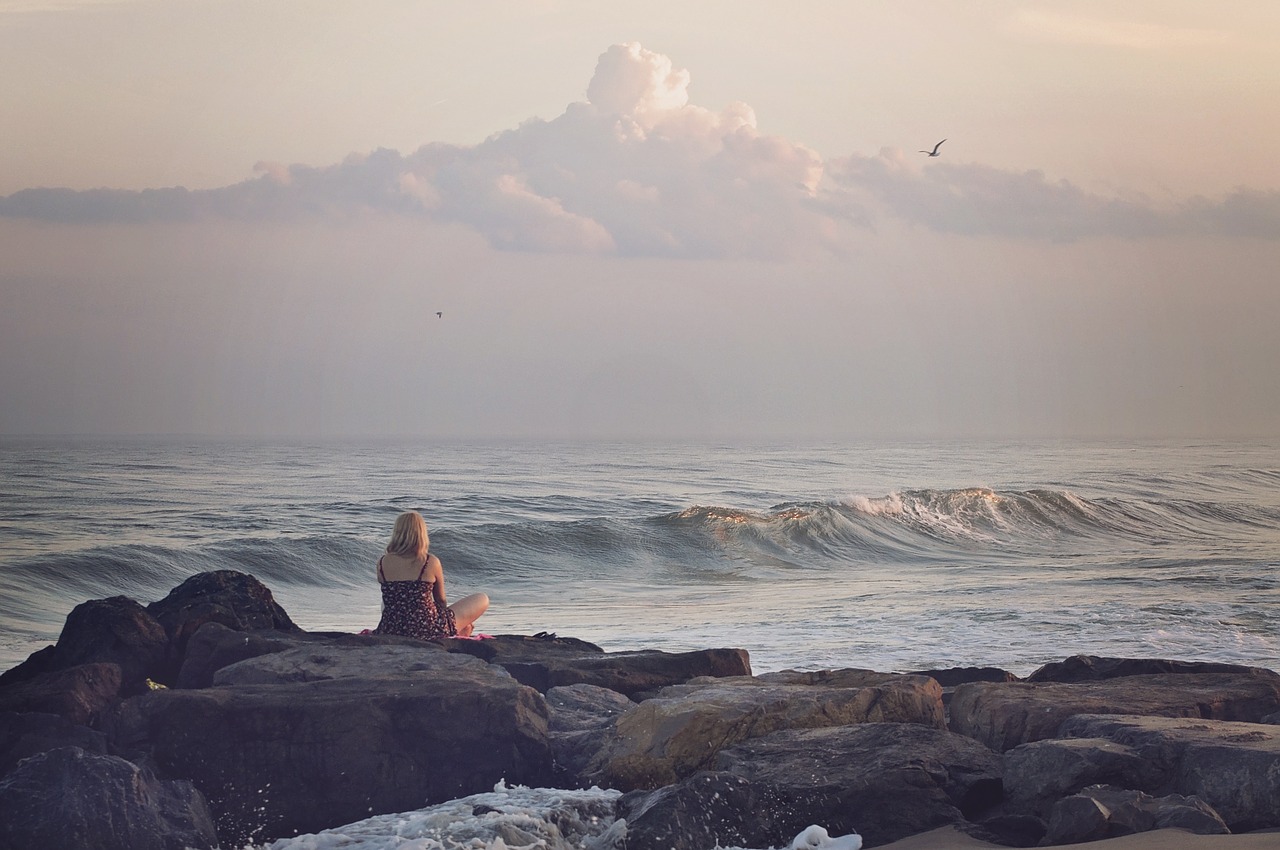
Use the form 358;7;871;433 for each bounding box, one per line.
2;569;1280;849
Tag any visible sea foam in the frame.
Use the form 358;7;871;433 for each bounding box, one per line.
260;782;862;850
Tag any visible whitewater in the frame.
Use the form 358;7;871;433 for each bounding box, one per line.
2;437;1277;847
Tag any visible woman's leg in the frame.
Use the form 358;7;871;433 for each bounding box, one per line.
450;592;490;636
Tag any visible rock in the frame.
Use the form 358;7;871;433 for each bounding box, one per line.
713;723;1003;847
145;570;300;681
1042;785;1228;845
754;668;904;687
176;622;451;688
617;772;779;850
1059;714;1280;832
546;683;637;734
102;646;553;845
586;674;944;790
176;622;314;688
0;711;107;778
0;746;217;850
545;684;636;784
0;662;122;726
459;641;752;699
0;645;57;688
949;671;1280;751
444;633;606;663
47;596;168;694
1003;737;1159;813
211;642;483;685
1028;655;1275;683
909;667;1021;687
1041;794;1112;845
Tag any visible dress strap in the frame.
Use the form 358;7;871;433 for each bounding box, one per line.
377;556;385;584
416;558;429;582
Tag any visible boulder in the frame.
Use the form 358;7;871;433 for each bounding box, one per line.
145;570;300;681
1028;655;1275;683
0;711;107;778
908;667;1021;687
617;771;781;850
587;674;945;791
176;622;452;688
1059;714;1280;832
0;746;217;850
0;662;122;726
1002;736;1159;814
712;723;1003;847
0;645;57;688
949;671;1280;752
52;596;169;694
1042;785;1228;845
545;683;636;784
455;640;751;699
102;646;553;845
211;642;483;685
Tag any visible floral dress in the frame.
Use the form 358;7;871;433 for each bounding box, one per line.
372;557;457;639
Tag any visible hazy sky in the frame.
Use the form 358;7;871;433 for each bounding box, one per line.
2;1;1278;439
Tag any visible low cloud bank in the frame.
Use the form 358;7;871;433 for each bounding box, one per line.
2;42;1276;255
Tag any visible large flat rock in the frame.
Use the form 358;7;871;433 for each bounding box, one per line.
949;671;1280;752
586;673;944;790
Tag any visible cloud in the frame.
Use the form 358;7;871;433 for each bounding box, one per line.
1;42;1277;253
827;148;1280;242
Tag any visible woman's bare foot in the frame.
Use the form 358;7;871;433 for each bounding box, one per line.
457;623;474;637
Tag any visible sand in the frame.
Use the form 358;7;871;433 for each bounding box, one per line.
876;826;1280;850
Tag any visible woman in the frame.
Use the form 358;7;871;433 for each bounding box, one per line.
373;511;489;638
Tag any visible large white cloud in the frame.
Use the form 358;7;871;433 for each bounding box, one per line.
1;42;1277;253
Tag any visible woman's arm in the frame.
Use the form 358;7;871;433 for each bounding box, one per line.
428;554;448;604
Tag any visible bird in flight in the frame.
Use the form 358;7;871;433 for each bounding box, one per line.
436;312;443;318
919;139;946;157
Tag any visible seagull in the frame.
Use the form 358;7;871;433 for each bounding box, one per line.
919;139;946;157
436;312;443;318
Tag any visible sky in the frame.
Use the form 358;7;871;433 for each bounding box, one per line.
1;0;1278;440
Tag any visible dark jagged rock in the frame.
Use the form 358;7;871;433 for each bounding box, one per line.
53;596;168;694
1058;714;1280;832
585;674;945;791
0;711;107;778
617;772;780;850
0;662;122;726
1027;654;1274;683
908;666;1020;687
102;646;554;846
949;670;1280;751
545;683;636;784
1042;784;1229;845
145;570;300;682
0;645;57;688
0;746;217;850
1003;736;1159;815
711;723;1003;847
176;622;316;688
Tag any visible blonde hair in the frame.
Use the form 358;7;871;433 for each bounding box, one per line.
386;511;429;562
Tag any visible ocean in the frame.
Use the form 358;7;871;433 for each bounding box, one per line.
2;436;1277;847
2;437;1278;677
